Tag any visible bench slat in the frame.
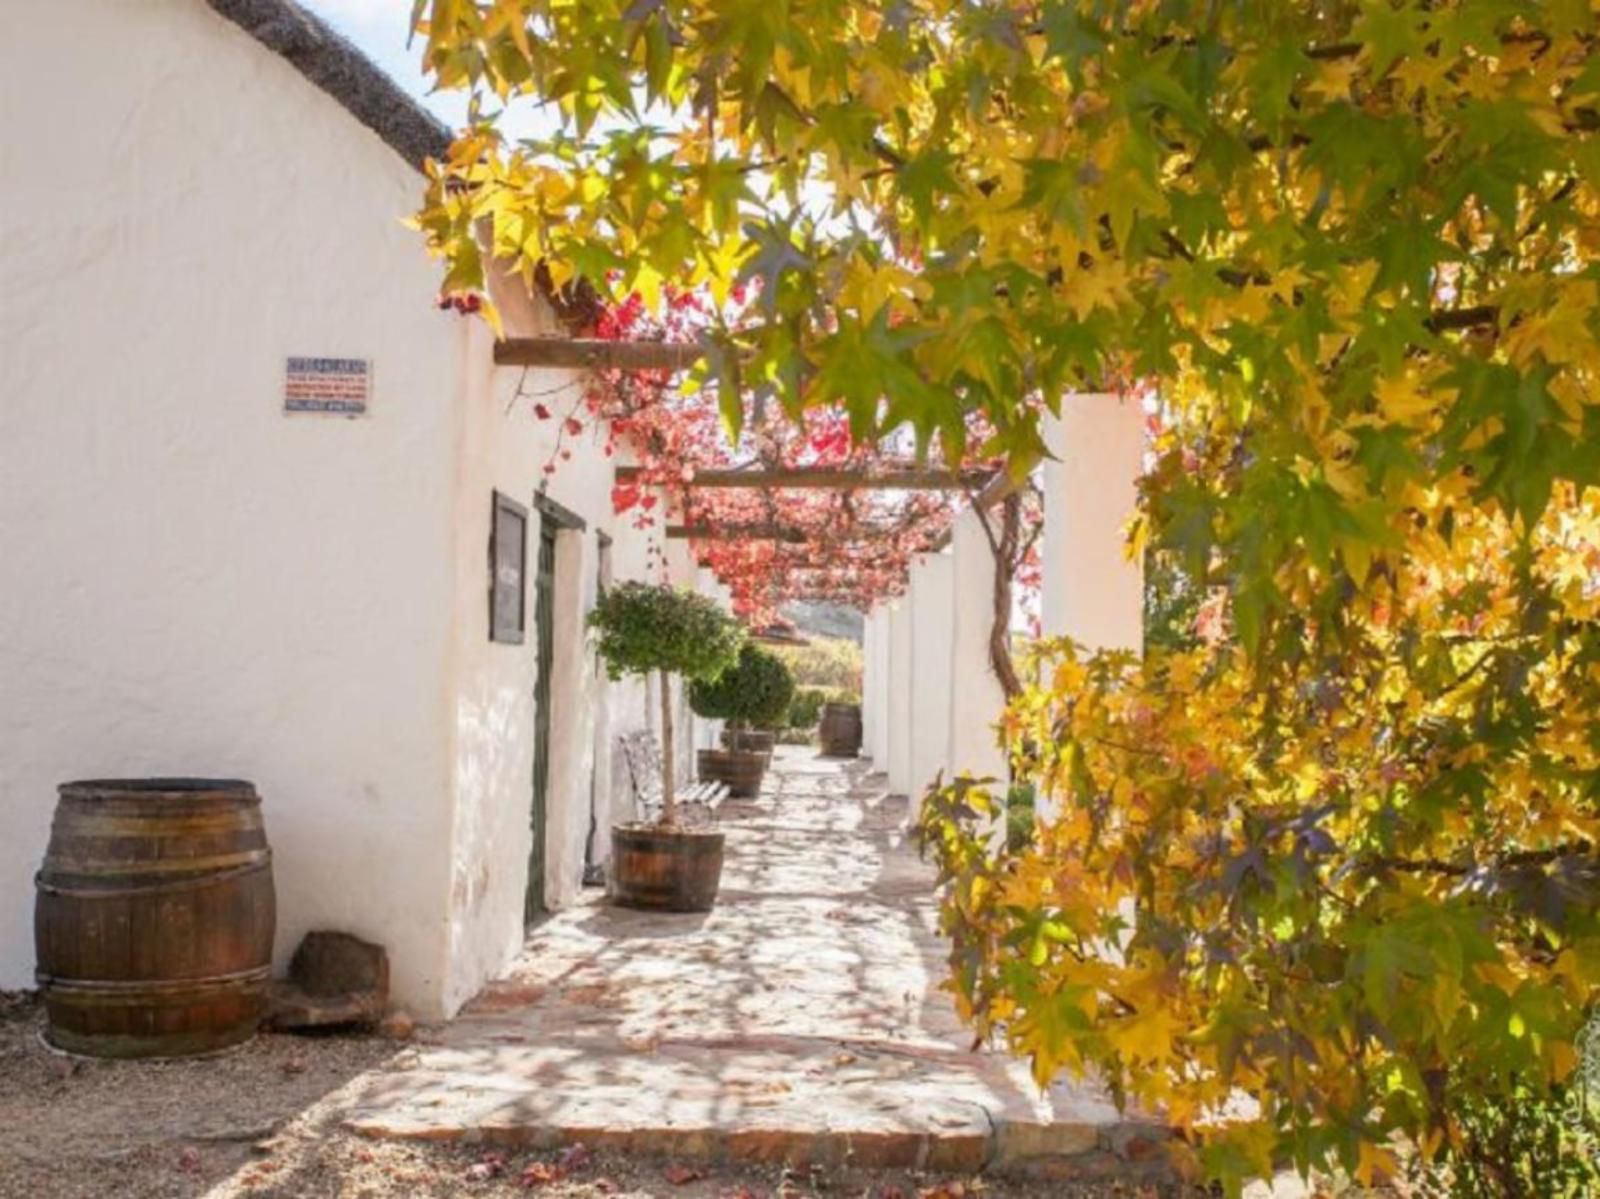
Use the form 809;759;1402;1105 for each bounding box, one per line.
619;730;729;823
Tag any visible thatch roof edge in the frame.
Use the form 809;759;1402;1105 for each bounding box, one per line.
204;0;451;173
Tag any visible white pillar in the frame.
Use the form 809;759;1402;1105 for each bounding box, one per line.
948;511;1008;781
908;553;955;799
1041;393;1145;653
861;610;885;769
886;601;914;795
870;607;892;769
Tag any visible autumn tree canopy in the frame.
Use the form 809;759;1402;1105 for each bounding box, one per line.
411;1;1600;1192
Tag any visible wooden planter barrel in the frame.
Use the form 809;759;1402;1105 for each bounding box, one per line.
34;779;275;1059
696;748;766;798
610;825;726;912
721;728;775;758
819;703;863;757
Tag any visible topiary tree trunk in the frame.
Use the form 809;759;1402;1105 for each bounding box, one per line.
658;668;677;827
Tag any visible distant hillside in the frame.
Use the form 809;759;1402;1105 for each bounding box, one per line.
781;601;864;644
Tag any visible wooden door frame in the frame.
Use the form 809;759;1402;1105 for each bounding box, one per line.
525;494;587;926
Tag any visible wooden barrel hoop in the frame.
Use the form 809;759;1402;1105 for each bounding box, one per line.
696;748;766;798
610;826;726;912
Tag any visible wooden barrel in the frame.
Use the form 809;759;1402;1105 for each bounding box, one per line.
610;826;725;912
819;703;863;757
696;748;766;798
34;779;275;1059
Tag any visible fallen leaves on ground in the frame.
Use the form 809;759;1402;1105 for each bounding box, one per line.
664;1162;706;1185
464;1152;507;1181
520;1160;563;1187
558;1142;593;1172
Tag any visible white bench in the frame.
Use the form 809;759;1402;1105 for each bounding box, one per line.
619;731;728;827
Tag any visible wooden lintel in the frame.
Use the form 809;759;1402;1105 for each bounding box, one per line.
666;524;809;544
494;337;712;372
618;465;993;491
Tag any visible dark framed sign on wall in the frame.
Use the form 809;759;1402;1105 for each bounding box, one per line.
489;491;528;645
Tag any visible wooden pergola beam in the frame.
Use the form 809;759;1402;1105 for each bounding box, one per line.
670;523;919;544
618;465;993;490
494;338;712;372
666;523;809;544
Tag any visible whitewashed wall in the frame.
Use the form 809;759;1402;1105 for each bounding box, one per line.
947;513;1009;781
1041;394;1146;653
0;0;465;1012
0;0;686;1020
908;553;956;797
861;612;888;769
886;602;915;795
441;308;668;1012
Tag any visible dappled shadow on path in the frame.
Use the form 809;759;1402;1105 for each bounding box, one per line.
339;749;1130;1170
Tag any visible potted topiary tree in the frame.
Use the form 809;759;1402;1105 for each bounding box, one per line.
588;581;744;911
690;644;795;794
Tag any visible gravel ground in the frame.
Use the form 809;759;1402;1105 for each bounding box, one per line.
0;993;1351;1199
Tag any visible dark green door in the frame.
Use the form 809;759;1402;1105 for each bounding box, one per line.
526;523;557;925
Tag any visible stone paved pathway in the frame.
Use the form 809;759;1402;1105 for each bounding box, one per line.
346;751;1165;1180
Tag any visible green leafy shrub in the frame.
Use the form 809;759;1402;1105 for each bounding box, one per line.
773;637;862;698
1413;1078;1600;1198
588;581;743;684
689;644;795;730
588;582;743;826
787;686;858;730
787;687;826;729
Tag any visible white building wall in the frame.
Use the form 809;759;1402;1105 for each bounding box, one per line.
442;303;642;1011
908;554;956;799
948;512;1009;781
0;0;464;1013
1041;394;1146;653
0;0;675;1019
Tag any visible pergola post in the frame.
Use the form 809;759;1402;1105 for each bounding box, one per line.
886;600;915;797
907;552;956;800
861;610;888;769
1038;392;1146;824
1041;393;1146;654
947;510;1008;781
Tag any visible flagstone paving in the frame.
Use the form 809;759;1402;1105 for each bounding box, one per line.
345;750;1168;1181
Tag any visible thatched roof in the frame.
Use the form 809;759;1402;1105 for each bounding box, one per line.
205;0;451;172
204;0;602;331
